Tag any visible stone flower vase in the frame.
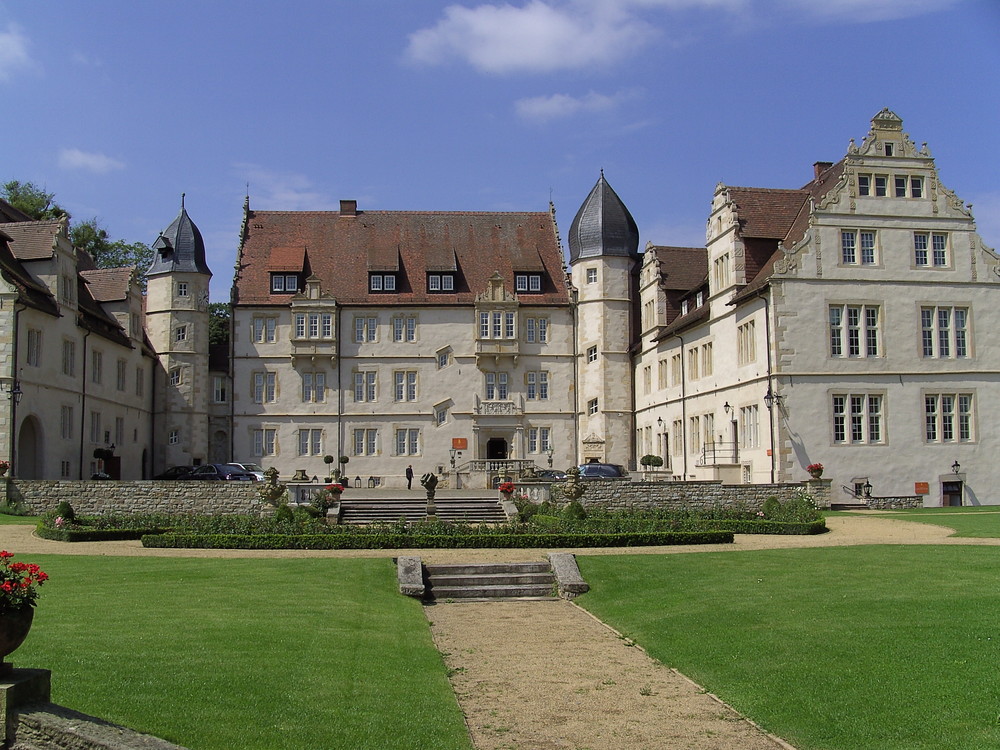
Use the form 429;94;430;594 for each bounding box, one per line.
0;607;34;675
809;469;823;479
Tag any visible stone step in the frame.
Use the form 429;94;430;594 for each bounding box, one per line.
424;561;557;600
340;498;507;525
430;572;554;587
425;562;551;576
427;583;557;600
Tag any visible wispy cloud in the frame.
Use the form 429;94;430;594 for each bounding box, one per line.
407;0;957;74
58;148;125;174
516;89;639;122
235;164;334;211
0;23;32;82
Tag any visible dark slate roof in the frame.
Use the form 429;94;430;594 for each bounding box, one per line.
234;206;569;307
567;173;639;263
147;197;211;277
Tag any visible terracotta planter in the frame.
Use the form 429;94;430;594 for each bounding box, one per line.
0;607;34;675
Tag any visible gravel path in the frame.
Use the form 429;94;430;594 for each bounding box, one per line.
1;514;989;749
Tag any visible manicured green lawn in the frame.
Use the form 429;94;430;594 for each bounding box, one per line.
0;513;40;525
16;556;471;750
576;546;1000;750
832;506;1000;538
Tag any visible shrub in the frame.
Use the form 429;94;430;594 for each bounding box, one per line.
639;455;664;468
273;505;294;523
761;496;781;519
561;500;587;520
55;501;76;523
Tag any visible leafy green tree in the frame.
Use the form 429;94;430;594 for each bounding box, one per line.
2;180;69;220
209;303;230;347
71;218;153;271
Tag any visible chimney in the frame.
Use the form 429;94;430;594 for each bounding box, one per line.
813;162;833;180
339;199;357;217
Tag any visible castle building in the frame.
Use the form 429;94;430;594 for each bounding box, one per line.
1;110;997;503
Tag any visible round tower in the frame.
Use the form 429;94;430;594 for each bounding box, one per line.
145;196;213;472
569;173;641;466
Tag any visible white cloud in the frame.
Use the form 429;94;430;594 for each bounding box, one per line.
58;148;125;174
235;164;334;211
515;89;637;122
406;1;657;73
0;23;31;82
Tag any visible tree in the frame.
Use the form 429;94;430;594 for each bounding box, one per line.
2;180;69;220
71;218;153;273
209;303;230;347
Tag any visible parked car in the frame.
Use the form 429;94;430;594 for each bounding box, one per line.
577;462;628;479
231;462;266;481
152;465;193;480
535;469;568;480
177;463;259;481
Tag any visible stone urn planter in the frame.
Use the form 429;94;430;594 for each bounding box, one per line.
807;463;824;479
0;607;34;675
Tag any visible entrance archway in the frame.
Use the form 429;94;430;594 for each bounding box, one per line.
486;438;508;460
15;415;41;479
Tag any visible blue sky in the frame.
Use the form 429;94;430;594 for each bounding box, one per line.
3;0;998;302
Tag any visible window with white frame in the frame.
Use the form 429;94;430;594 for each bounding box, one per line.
92;350;103;384
60;405;73;440
437;348;451;369
174;325;188;343
689;415;701;454
253;428;276;456
687;348;699;380
924;393;973;443
525;371;548;400
485;372;509;400
394;371;417;402
702;342;713;377
671;353;682;384
586;268;597;284
395;428;420;456
913;232;949;267
658;359;668;389
213;375;228;403
354;371;377;402
672;419;683;455
478;310;516;339
515;273;542;293
587;398;598;415
253;317;277;343
528;427;551;453
921;306;969;358
392;316;417;342
832;394;883;444
353;428;378;456
435;406;448;426
271;274;299;293
525;317;548;343
841;230;877;265
713;253;731;291
302;372;326;403
169;368;183;387
829;304;880;358
587;346;598;363
168;429;179;446
298;429;323;456
116;359;127;391
90;411;101;443
369;273;397;292
62;340;75;377
26;329;41;367
739;405;759;449
874;175;888;196
177;281;189;298
428;274;456;292
354;316;378;343
895;175;924;198
737;321;756;365
703;413;715;448
858;173;871;196
294;312;334;340
253;372;276;403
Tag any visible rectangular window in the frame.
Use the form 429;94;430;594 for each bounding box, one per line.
177;281;189;297
587;346;598;363
515;273;542;292
687;348;699;380
115;417;124;446
175;325;187;343
26;329;41;367
169;430;179;446
437;349;451;369
739;405;759;449
136;367;145;397
528;427;551;453
395;371;417;402
253;428;276;456
92;350;103;384
354;372;377;402
298;429;323;456
353;428;378;456
658;359;668;389
910;176;923;198
925;393;974;443
858;174;871;196
894;176;907;198
435;406;448;426
921;306;969;358
505;311;515;338
526;371;549;400
737;321;756;365
671;353;682;384
712;253;731;291
588;398;598;415
702;342;713;377
840;231;877;265
485;372;509;400
271;274;299;293
586;268;598;284
213;375;228;403
860;231;876;265
672;419;683;455
354;317;377;343
830;305;879;358
689;415;701;454
874;175;887;197
369;273;396;292
116;359;127;391
833;393;883;444
302;372;326;403
914;233;928;266
525;317;548;343
392;317;417;342
395;429;420;456
90;411;101;443
643;366;651;395
253;372;276;403
62;340;75;377
308;314;320;338
60;405;74;440
169;368;181;386
253;317;277;343
932;233;948;267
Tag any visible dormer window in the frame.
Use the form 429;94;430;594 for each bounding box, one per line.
695;291;704;307
271;273;300;293
369;273;397;292
681;300;689;315
428;273;455;292
515;273;542;293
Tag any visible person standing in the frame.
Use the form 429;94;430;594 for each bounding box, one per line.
405;464;414;490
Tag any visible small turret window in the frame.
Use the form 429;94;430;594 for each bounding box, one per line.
177;282;189;297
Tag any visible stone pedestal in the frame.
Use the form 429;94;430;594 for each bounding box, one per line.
0;669;50;745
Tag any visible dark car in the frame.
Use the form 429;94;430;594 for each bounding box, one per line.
153;465;193;480
535;469;568;480
577;462;628;479
177;463;258;481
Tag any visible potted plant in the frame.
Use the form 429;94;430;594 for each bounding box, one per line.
497;481;516;500
0;460;8;477
807;463;824;479
323;455;335;483
0;551;48;675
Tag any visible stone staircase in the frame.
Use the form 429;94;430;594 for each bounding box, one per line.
339;496;507;525
423;561;557;601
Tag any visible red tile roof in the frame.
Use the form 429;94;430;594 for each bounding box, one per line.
235;208;570;306
725;187;809;239
2;220;64;261
649;246;707;292
81;267;133;303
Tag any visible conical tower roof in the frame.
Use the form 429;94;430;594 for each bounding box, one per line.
147;195;211;276
567;172;639;263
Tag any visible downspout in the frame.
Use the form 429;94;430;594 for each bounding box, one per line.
78;329;90;479
336;304;344;462
7;303;24;477
571;288;579;466
677;333;687;480
759;289;777;484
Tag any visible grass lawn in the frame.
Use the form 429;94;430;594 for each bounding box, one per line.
15;555;471;750
831;506;1000;538
0;513;40;525
576;545;1000;750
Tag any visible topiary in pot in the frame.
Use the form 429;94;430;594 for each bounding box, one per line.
639;454;664;468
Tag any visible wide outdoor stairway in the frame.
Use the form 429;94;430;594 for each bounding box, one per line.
423;561;557;601
339;496;507;525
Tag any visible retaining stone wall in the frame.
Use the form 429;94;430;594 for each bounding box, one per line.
2;479;265;516
573;478;829;511
865;495;923;510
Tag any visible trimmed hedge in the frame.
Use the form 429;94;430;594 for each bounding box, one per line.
36;525;170;542
142;530;734;550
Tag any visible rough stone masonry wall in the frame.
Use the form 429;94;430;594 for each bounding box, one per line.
575;478;830;511
2;480;264;516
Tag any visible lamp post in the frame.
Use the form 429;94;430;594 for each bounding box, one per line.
449;448;462;489
952;460;961;475
863;480;873;499
546;444;554;468
5;378;22;478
